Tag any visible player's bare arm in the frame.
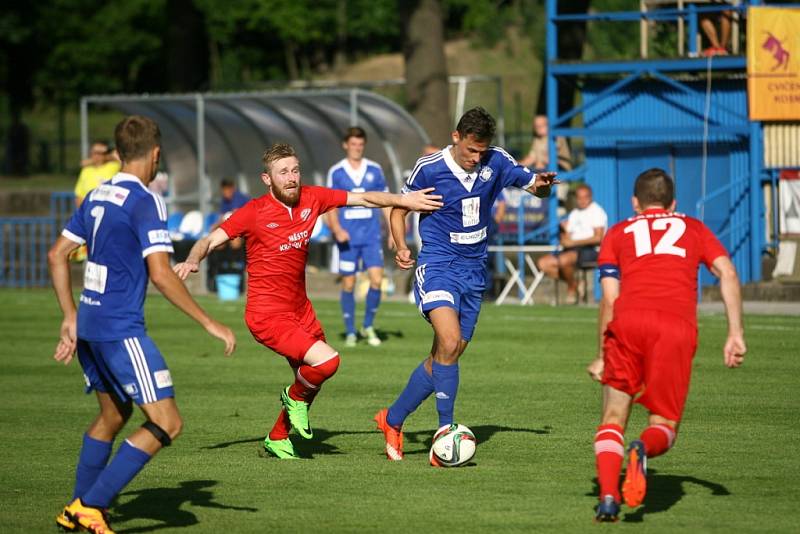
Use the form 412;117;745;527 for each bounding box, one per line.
382;207;396;249
588;276;620;381
324;210;350;243
150;251;236;356
346;187;443;211
711;255;746;368
525;171;560;198
47;235;82;364
173;227;231;280
390;206;415;270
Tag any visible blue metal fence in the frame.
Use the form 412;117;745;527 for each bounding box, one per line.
1;192;75;288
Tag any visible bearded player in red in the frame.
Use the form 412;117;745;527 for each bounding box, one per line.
174;143;442;459
586;168;746;521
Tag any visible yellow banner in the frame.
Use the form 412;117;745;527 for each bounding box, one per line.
747;7;800;120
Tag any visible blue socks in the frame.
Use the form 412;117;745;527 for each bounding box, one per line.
82;440;151;509
72;434;113;500
341;290;356;335
387;361;434;428
432;361;459;427
363;287;382;328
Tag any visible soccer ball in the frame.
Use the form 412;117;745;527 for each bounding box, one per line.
430;423;477;467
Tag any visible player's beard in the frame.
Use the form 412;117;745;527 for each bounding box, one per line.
271;183;300;207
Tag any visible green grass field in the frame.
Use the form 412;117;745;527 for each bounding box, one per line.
1;289;798;532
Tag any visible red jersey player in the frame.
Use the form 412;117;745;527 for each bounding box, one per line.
586;168;746;521
174;143;442;459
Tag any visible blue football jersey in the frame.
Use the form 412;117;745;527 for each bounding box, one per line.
403;146;537;263
62;173;173;342
327;158;388;245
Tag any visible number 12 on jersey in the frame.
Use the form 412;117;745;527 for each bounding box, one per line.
624;217;686;258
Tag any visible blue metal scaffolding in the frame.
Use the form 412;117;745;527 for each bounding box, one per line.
543;0;789;287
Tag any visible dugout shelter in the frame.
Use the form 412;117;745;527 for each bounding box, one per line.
80;89;430;218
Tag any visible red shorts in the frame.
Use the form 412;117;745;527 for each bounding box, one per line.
245;299;326;366
602;309;698;422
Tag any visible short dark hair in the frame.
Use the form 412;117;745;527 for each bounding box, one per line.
343;126;366;142
262;143;297;173
576;183;592;194
634;168;675;208
455;107;496;141
114;116;161;162
220;178;235;188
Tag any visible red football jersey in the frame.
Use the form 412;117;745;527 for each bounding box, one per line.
220;185;347;314
597;208;728;324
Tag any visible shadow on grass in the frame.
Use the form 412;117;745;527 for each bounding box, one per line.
204;424;551;459
336;327;404;342
113;480;257;532
587;469;731;522
403;424;552;456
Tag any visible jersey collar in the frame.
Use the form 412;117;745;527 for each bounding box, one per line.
443;145;479;192
341;158;368;186
111;172;147;190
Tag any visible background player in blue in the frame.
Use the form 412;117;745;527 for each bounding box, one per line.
48;115;236;533
374;107;558;462
326;127;392;347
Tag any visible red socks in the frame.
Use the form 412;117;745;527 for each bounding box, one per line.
268;410;291;441
594;424;625;501
288;354;340;402
639;424;676;458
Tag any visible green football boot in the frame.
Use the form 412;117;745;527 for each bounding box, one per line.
280;386;313;439
263;437;298;459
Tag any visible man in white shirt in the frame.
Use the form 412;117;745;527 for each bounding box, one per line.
537;183;607;303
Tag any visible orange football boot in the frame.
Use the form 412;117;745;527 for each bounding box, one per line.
374;408;403;461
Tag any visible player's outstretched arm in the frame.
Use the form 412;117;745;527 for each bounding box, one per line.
47;235;81;364
173;228;231;280
711;255;746;368
525;172;560;198
149;251;236;356
588;277;620;382
346;188;443;212
390;207;415;270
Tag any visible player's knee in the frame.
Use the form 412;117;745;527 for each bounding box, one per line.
341;276;356;292
148;414;183;441
315;353;340;379
435;337;461;360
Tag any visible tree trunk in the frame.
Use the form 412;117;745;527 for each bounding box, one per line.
166;0;209;91
333;0;347;72
536;0;590;118
402;0;450;146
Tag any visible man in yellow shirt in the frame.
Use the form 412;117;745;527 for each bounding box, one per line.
74;141;121;208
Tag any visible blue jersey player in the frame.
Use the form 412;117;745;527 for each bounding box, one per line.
374;107;558;463
49;115;236;533
326;127;392;347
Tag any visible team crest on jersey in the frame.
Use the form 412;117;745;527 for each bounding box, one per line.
366;172;374;182
300;208;312;221
266;222;279;229
479;167;493;182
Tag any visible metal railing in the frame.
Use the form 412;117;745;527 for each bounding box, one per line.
0;192;75;288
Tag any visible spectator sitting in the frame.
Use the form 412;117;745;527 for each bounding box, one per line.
518;115;573;171
219;178;250;215
699;3;732;56
536;183;607;304
207;179;249;291
74;141;121;208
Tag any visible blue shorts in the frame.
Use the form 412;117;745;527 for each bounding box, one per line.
413;260;487;341
78;336;174;405
337;242;384;275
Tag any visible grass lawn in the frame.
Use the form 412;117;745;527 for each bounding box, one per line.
0;289;797;532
